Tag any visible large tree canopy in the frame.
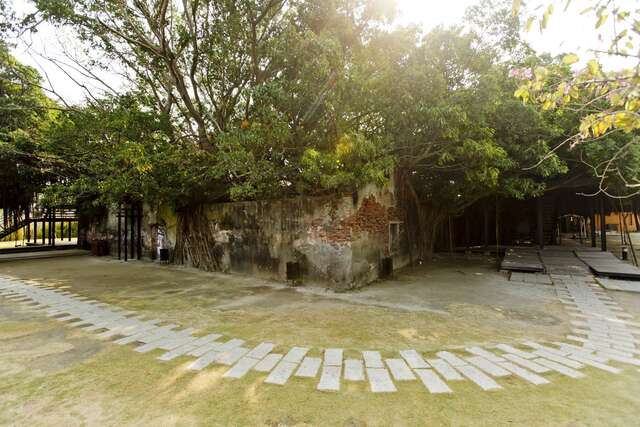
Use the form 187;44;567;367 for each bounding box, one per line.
0;0;600;262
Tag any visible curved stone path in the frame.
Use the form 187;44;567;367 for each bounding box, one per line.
1;273;639;395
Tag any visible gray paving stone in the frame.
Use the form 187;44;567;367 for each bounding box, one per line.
427;358;464;381
366;368;397;393
385;358;415;381
245;342;275;360
295;357;322;378
264;361;298;385
254;354;284;372
211;338;245;353
217;347;249;365
400;350;429;369
282;347;309;364
191;334;223;347
457;365;502;390
466;347;505;363
465;356;511;377
414;369;452;393
189;351;220;371
534;350;584;369
344;359;365;381
568;354;621;374
522;341;571;356
362;351;384;368
495;344;536;359
158;343;199;361
498;362;549;385
317;366;341;392
533;358;585;378
324;348;343;367
436;351;468;367
189;341;224;357
223;356;261;378
594;351;640;366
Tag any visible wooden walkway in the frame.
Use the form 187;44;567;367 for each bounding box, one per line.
576;251;640;280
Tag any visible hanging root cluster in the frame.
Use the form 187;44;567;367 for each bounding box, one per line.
172;205;223;271
395;170;447;263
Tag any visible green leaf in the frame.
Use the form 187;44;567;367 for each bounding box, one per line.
596;13;608;29
512;0;522;16
562;54;579;65
525;17;535;32
587;59;600;75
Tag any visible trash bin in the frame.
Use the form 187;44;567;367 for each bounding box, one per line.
159;248;170;263
91;239;109;256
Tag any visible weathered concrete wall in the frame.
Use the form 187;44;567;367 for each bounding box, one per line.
82;183;409;289
187;183;408;289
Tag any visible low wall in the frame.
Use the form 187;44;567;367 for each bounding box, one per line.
81;184;409;289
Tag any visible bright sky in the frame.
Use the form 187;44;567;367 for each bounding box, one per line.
8;0;637;104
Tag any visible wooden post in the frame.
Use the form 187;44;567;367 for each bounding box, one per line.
448;216;454;254
137;204;142;260
464;211;470;253
60;220;64;244
600;195;607;251
41;215;45;245
26;208;30;242
124;206;128;262
483;202;489;249
537;197;544;250
590;204;597;248
33;221;37;244
130;205;135;259
117;204;122;260
68;221;72;241
52;209;56;247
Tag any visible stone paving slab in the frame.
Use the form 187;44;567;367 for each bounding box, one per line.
498;362;549;385
385;358;415;381
362;351;384;368
265;361;299;385
457;365;502;390
254;354;283;373
324;349;343;367
533;350;584;369
344;359;365;381
399;350;429;369
568;354;621;374
437;351;468;367
427;358;465;381
245;343;275;360
296;357;322;378
366;368;397;393
282;347;309;364
223;357;261;378
317;366;341;392
217;347;250;365
466;356;511;377
533;358;585;379
466;347;505;363
495;344;536;359
189;351;220;371
414;369;452;393
158;343;199;361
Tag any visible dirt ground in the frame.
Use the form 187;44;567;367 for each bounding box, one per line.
1;255;640;426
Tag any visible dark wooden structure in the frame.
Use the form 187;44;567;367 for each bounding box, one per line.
439;180;639;254
116;203;143;261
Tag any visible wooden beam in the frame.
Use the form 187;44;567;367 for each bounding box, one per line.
600;195;607;252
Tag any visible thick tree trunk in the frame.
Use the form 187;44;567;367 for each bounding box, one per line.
396;170;446;263
172;205;223;271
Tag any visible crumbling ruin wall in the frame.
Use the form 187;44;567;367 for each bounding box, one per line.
195;183;409;289
84;183;409;289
